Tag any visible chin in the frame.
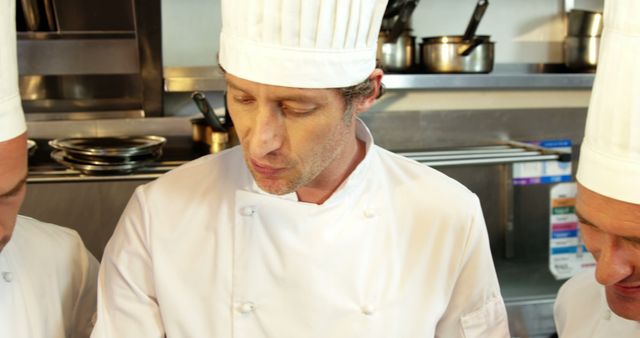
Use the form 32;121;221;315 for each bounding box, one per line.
254;177;296;196
605;287;640;321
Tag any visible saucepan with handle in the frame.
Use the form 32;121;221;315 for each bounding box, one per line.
420;0;494;73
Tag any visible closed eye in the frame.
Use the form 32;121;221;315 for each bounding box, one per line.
232;96;255;105
0;176;27;200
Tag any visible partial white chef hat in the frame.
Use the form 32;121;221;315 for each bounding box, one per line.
219;0;388;88
576;0;640;204
0;0;26;142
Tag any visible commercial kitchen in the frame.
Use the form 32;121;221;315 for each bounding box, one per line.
15;0;604;336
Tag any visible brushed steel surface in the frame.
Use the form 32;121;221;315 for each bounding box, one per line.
20;180;147;260
566;9;603;37
134;0;164;117
563;36;599;71
53;0;134;31
377;31;416;72
17;38;139;75
18;0;163;118
164;64;595;92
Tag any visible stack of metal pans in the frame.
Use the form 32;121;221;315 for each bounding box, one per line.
49;136;166;175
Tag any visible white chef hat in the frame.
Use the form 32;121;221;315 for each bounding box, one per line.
0;0;26;142
219;0;388;89
576;0;640;204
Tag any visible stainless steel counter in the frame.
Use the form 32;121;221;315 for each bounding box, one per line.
164;64;595;92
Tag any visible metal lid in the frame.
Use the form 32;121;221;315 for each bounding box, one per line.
51;150;159;175
49;136;166;157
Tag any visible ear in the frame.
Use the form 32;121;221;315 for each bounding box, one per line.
354;68;384;114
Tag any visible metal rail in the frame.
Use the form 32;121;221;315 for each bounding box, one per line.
401;141;571;167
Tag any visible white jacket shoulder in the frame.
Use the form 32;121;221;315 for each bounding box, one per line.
373;146;480;215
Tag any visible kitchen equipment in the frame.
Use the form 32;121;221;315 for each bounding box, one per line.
382;0;419;42
420;0;493;73
462;0;489;42
49;136;165;175
21;0;40;31
190;118;230;154
51;150;159;175
49;136;166;157
191;92;226;133
27;139;37;157
563;36;599;71
420;35;494;73
377;29;416;72
42;0;57;31
563;9;602;71
190;92;230;154
566;9;603;37
459;0;489;56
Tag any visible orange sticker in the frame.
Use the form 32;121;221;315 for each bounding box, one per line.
552;197;575;208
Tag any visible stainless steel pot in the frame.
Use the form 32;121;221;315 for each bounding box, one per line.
377;30;416;72
563;36;599;71
420;35;494;73
566;9;603;37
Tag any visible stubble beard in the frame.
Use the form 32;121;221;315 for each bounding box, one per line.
248;107;355;196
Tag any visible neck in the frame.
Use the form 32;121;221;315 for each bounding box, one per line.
296;137;366;205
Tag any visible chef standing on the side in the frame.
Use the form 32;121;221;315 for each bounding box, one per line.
554;0;640;336
91;0;509;337
1;0;99;337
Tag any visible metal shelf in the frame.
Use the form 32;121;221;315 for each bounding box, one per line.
28;141;570;183
163;64;595;92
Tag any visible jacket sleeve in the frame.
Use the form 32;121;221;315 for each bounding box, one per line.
435;196;510;338
91;187;165;338
70;237;100;338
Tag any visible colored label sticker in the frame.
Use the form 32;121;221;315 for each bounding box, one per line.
549;182;595;280
513;139;572;186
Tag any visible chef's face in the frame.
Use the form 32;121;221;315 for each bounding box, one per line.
225;72;380;199
0;133;28;252
576;183;640;321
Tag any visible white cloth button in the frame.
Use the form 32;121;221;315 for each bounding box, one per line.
362;305;376;316
240;207;255;216
238;302;255;314
2;272;13;283
363;209;375;218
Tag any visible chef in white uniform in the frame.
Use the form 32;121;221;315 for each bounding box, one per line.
91;0;509;337
1;1;99;337
553;0;640;336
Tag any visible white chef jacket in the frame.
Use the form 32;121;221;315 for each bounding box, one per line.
92;120;509;338
0;216;99;338
554;270;640;337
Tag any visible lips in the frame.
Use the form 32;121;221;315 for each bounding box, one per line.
250;159;285;176
612;283;640;297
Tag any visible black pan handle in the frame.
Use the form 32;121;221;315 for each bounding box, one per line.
462;0;489;42
192;92;226;133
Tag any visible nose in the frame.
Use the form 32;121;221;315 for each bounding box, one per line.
594;236;633;286
250;104;284;158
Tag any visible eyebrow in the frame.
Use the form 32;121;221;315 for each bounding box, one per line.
576;209;640;245
225;80;247;93
0;174;27;199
